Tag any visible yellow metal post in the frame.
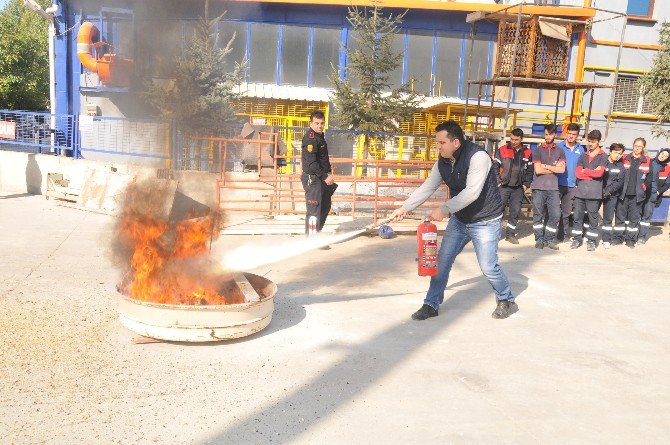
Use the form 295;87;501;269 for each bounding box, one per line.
165;125;171;169
356;134;365;176
397;136;404;178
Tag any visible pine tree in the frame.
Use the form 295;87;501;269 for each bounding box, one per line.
330;2;422;162
142;0;244;136
639;22;670;137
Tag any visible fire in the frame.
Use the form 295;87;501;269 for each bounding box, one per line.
115;182;243;306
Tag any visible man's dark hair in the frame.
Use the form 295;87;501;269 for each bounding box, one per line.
587;129;602;141
435;120;466;146
544;123;558;134
566;123;580;132
609;142;625;152
511;128;524;138
310;110;325;121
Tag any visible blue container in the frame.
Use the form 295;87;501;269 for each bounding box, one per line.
529;142;538;153
531;123;545;135
651;196;670;224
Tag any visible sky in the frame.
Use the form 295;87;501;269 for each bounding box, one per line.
0;0;10;10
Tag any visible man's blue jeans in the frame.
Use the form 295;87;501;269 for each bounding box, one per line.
424;215;514;310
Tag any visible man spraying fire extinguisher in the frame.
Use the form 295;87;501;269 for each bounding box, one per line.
390;120;517;320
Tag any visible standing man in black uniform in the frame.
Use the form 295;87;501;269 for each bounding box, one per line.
600;143;626;249
301;110;337;234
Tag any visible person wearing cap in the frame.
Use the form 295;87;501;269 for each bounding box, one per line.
570;130;608;251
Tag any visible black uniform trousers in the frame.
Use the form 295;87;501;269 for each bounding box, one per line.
600;196;617;243
558;185;577;240
500;185;524;237
532;189;560;243
571;198;601;243
614;195;643;244
639;195;656;241
301;173;337;234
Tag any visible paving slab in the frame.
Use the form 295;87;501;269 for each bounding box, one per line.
1;193;669;444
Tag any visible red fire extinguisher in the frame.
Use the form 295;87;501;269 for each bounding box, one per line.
417;218;438;276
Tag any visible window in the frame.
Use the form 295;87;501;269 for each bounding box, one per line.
280;26;309;85
101;9;133;59
311;27;341;88
466;34;492;99
345;33;362;89
613;76;654;115
250;23;279;83
627;0;654;18
137;20;181;78
540;89;565;106
435;32;461;97
515;88;539;104
387;33;405;90
406;31;435;95
218;21;248;68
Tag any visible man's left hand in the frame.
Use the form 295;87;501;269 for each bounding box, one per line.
428;207;448;221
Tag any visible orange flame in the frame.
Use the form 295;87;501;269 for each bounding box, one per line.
117;208;243;306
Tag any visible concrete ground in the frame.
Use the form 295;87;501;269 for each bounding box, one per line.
1;193;669;444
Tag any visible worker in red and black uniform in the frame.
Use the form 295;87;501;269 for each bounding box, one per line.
301;110;337;235
600;143;626;249
639;148;670;243
613;137;651;248
653;149;670;203
492;128;533;244
570;130;608;251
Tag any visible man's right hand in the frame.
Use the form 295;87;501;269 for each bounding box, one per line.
389;206;408;222
324;174;335;185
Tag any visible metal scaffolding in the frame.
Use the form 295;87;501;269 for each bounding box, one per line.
462;2;627;143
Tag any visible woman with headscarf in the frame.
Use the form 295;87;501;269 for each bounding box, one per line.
638;148;670;244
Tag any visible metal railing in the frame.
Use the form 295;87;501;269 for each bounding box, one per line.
0;110;75;155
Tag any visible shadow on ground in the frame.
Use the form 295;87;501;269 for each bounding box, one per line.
199;237;530;443
0;193;33;200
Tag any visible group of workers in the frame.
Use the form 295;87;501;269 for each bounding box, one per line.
493;122;670;250
300;111;668;321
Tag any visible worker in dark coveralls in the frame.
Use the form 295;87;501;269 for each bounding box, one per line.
390;120;517;320
301;110;337;234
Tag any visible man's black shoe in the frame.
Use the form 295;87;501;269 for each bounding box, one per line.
546;241;559;250
506;235;519;245
411;304;438;320
492;300;518;319
570;239;581;249
626;241;635;249
586;240;596;251
534;241;544;249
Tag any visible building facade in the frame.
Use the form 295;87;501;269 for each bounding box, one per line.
49;0;668;165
